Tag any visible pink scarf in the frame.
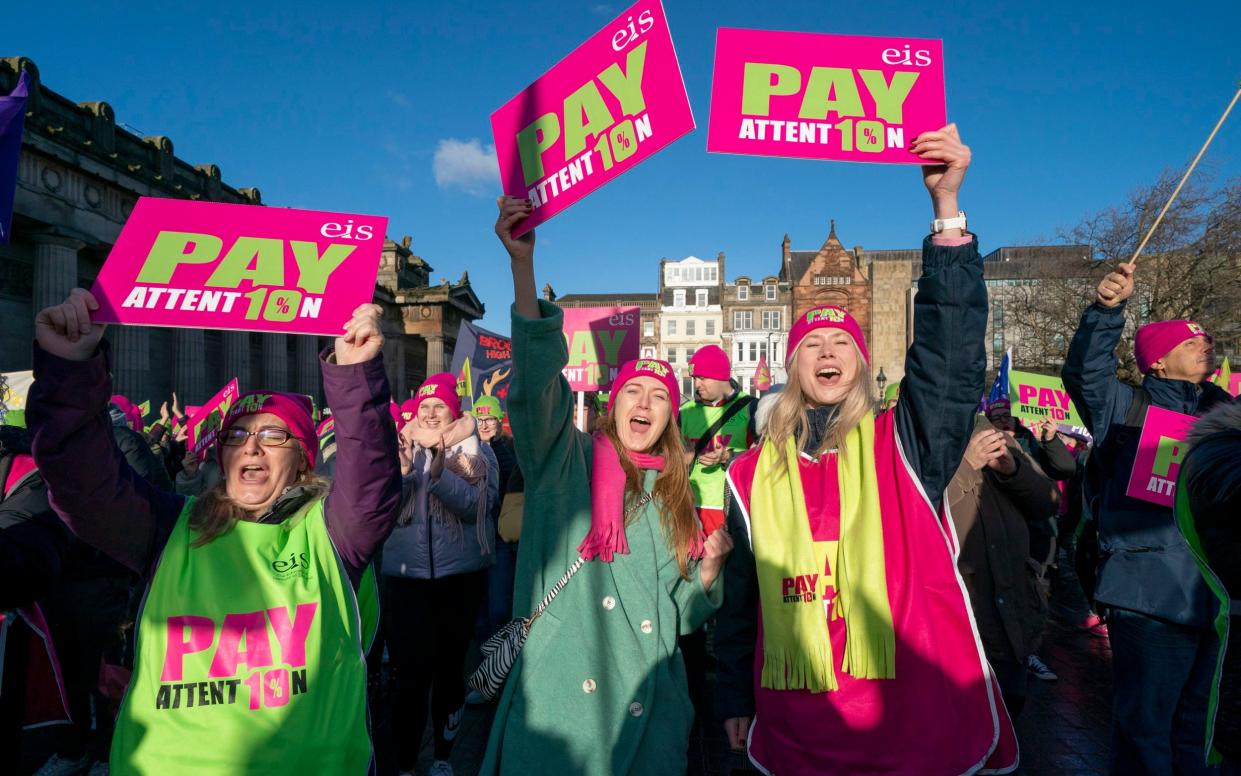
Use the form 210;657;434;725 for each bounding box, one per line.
578;433;705;563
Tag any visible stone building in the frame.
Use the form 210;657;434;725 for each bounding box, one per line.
782;221;872;331
722;271;791;392
0;57;481;407
858;243;1093;390
376;237;485;402
659;254;725;397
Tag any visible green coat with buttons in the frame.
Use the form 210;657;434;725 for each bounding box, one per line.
480;301;722;776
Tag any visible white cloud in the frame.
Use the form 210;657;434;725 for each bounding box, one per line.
432;138;500;196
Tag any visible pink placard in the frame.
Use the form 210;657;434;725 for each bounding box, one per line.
561;306;640;391
707;28;946;164
491;0;694;237
1124;406;1197;507
90;198;386;336
187;378;240;457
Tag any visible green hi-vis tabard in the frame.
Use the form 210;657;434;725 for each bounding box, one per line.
111;498;375;775
680;393;752;509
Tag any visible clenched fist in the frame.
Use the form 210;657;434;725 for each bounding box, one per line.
35;288;106;361
335;304;385;366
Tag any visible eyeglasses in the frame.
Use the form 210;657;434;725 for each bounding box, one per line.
221;427;293;447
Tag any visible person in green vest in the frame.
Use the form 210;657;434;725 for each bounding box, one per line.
680;345;754;536
26;289;402;775
676;344;753;751
481;196;734;775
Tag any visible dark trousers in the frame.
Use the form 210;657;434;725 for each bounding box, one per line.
1108;607;1219;775
476;540;518;643
382;571;487;769
989;655;1029;720
44;575;130;761
0;616;30;759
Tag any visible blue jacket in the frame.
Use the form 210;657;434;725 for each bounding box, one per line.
1062;301;1232;626
381;440;498;579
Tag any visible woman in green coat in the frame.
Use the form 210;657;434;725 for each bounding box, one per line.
480;197;733;775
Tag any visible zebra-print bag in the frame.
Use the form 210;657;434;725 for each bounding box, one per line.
467;493;652;701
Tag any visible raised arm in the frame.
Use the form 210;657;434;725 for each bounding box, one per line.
1061;263;1137;441
494;196;590;493
895;125;988;510
27;289;185;576
322;304;403;578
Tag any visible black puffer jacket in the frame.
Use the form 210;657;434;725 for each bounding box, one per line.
1177;400;1241;762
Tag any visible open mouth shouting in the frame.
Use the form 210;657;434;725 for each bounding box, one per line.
815;366;843;387
628;413;653;438
239;464;269;484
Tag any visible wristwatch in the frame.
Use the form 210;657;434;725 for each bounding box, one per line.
930;211;967;234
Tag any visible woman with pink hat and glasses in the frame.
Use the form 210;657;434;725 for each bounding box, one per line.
26;289;401;775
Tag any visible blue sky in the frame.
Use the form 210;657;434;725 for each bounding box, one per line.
10;0;1241;333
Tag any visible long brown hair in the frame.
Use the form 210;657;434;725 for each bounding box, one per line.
764;344;873;467
598;412;698;580
188;462;329;547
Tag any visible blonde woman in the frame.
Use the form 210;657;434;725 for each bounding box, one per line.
714;125;1020;775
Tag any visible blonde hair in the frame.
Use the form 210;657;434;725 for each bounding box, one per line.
598;412;698;580
763;344;873;463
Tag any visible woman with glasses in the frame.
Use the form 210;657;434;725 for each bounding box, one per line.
25;288;401;775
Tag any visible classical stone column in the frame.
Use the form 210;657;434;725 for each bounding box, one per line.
295;335;318;399
173;328;206;403
262;333;288;392
394;335;407;400
31;233;83;312
222;331;251;391
109;325;149;400
424;332;445;375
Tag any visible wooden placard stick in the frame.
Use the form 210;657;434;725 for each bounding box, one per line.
1130;81;1241;265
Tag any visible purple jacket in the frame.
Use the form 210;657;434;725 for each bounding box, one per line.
26;340;401;583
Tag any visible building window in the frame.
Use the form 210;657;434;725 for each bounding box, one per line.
706;320;715;336
749;342;758;362
686;320;696;336
734;311;752;330
813;275;851;286
765;284;776;301
642;347;655;358
761;310;781;330
643;320;654;337
737;284;749;301
696;289;708;308
668;319;677;335
673;289;685;307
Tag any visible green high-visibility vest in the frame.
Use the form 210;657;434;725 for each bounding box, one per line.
679;393;752;509
111;497;375;775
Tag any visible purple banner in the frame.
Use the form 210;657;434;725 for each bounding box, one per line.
0;70;30;245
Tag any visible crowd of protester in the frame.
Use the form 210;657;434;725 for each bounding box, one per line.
2;123;1239;775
